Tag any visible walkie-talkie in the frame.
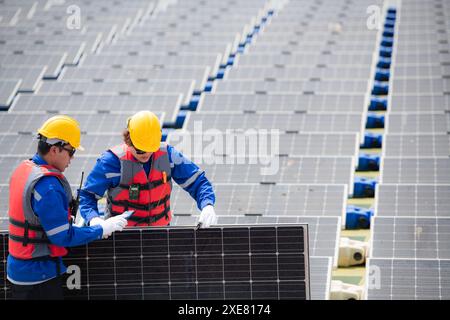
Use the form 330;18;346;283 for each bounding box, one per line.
69;171;84;224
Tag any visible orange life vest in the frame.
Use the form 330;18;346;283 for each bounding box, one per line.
8;160;72;260
107;143;172;227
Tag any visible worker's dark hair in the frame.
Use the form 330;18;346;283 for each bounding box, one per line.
37;140;52;156
122;129;133;147
37;134;64;156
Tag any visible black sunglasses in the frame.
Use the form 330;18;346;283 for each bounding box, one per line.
134;147;147;155
59;145;76;157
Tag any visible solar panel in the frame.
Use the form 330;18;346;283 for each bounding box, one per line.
36;80;195;105
0;112;165;135
309;256;332;300
0;42;85;65
253;34;377;46
248;41;376;55
80;54;222;76
183;112;365;136
170;215;340;263
0;232;7;300
56;225;310;300
227;65;372;81
212;79;369;95
167;131;360;157
0;35;102;54
0;53;67;79
0;152;355;192
391;79;450;95
375;184;450;218
0;66;46;92
170;183;347;221
383;134;450;157
370;217;450;259
365;258;450;300
0;79;21;108
186;156;355;193
393;65;450;79
102;42;233;57
10;94;181;121
60;66;210;90
198;93;367;113
389;95;450;113
236;52;372;66
395;52;450;65
385;114;449;134
0;132;129;157
380;158;450;184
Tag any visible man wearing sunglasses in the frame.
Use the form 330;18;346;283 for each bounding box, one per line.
7;115;128;299
79;110;217;229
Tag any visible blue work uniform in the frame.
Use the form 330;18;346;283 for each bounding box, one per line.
79;144;215;223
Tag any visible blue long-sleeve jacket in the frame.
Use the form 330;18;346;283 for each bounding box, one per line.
7;154;104;285
79;144;215;223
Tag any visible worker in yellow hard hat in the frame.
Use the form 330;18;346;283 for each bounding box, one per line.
7;115;128;299
79;110;217;228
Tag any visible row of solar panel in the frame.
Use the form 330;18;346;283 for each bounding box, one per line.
366;3;450;299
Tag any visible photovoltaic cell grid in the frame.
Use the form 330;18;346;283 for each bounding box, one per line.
186;156;354;193
0;43;85;66
212;79;369;95
80;54;222;76
393;65;450;79
167;132;359;158
0;80;21;108
370;217;450;259
0;112;165;135
309;256;332;300
375;185;450;218
385;114;450;134
0;156;94;187
0;133;125;157
199;93;367;113
170;216;341;262
380;158;450;184
184;113;365;135
0;66;46;92
248;42;377;55
389;95;450;113
0;155;355;193
36;80;195;105
366;258;450;300
59;225;309;300
390;79;450;95
170;183;347;221
60;66;210;89
383;134;450;157
226;65;372;81
0;53;67;79
10;94;181;121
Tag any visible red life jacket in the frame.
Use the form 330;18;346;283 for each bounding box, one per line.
8;160;72;260
107;143;172;227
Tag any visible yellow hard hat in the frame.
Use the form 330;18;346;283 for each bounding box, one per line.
37;115;84;150
127;111;162;152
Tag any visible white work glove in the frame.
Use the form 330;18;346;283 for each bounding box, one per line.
197;205;217;228
99;214;128;239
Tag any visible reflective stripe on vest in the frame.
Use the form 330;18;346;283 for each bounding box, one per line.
8;160;72;260
107;143;173;227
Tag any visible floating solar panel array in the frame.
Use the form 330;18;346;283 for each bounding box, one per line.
0;0;386;300
367;0;450;300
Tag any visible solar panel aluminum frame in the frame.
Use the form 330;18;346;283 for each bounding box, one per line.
378;157;450;184
373;183;450;218
57;224;311;300
182;111;367;146
34;79;196;106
